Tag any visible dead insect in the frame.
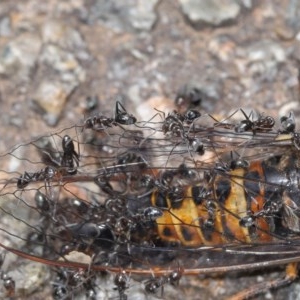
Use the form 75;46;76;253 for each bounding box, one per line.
2;106;300;300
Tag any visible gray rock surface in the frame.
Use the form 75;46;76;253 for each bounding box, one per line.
179;0;241;26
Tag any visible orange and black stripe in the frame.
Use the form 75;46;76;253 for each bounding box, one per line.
150;160;287;247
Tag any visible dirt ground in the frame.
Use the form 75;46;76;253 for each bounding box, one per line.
0;0;300;299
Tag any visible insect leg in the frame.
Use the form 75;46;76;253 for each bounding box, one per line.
227;262;298;300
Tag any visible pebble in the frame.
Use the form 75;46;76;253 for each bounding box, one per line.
128;0;159;31
208;35;237;62
80;0;159;32
276;20;296;41
39;44;86;82
288;283;300;300
240;0;253;9
0;16;11;37
32;80;72;127
233;40;286;84
247;41;285;63
42;21;90;60
0;33;41;79
10;262;50;296
179;0;241;26
33;41;87;126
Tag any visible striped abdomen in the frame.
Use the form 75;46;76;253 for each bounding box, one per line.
150;160;294;247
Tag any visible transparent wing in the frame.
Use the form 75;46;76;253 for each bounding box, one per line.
0;108;298;298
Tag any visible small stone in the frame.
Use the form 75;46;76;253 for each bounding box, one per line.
247;41;285;63
32;43;86;126
276;21;296;41
245;40;286;77
9;262;50;296
208;35;237;62
32;81;70;126
0;33;41;79
39;45;86;82
42;21;89;60
0;16;11;37
128;0;159;31
81;0;158;32
240;0;252;9
287;283;300;300
179;0;241;27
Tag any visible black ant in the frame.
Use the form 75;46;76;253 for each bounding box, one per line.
0;256;15;298
235;109;275;134
84;114;116;130
84;101;136;131
279;112;300;149
145;268;183;295
280;112;296;134
17;166;56;189
162;109;201;137
61;135;80;175
114;271;129;300
114;101;137;125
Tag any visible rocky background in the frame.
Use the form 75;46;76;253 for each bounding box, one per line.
0;0;300;299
